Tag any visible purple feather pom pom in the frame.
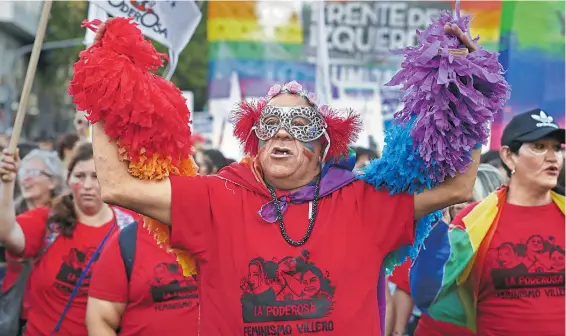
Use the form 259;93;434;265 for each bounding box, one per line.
386;4;511;181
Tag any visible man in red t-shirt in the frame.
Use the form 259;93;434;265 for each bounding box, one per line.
88;20;483;336
86;221;199;335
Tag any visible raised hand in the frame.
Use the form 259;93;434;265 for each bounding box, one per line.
0;149;20;183
93;18;113;44
445;23;478;53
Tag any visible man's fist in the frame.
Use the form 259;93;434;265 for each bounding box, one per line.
94;18;114;44
444;23;477;53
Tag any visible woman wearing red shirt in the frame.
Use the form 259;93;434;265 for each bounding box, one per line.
2;149;67;334
0;143;134;336
411;110;565;335
389;164;505;336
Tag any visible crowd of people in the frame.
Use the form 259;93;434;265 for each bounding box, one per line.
0;14;563;336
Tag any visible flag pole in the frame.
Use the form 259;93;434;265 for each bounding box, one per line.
3;0;53;181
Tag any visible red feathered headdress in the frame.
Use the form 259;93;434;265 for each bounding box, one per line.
230;81;362;160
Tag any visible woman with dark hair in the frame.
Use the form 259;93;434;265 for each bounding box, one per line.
56;132;80;168
195;149;229;175
203;149;228;173
0;143;135;336
387;164;505;336
353;147;380;170
411;109;565;335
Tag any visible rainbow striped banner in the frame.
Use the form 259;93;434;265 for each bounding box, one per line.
208;1;314;98
459;1;502;52
491;1;565;148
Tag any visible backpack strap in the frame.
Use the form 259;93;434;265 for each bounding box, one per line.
118;221;138;283
51;208;135;334
51;219;116;335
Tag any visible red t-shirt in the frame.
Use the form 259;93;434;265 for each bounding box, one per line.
169;168;415;336
454;201;565;336
88;221;200;335
388;259;411;293
11;207;119;336
388;260;473;336
1;206;136;321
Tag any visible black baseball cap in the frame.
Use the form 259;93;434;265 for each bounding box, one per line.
501;108;565;146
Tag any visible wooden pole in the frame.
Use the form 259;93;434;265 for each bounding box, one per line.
7;0;53;152
2;0;53;181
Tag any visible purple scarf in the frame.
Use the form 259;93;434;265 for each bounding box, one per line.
258;167;356;222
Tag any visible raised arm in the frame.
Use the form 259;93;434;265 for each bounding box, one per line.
414;149;480;219
92;123;172;225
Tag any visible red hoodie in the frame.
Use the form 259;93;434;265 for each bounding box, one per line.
170;163;415;335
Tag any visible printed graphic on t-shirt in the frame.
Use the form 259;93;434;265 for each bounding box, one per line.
488;234;565;299
149;262;199;311
54;247;98;296
240;250;336;334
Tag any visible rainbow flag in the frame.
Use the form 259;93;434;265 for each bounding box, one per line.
208;1;314;98
491;1;565;148
410;188;565;332
459;0;502;52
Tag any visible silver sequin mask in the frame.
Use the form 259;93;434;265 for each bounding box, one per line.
254;105;327;142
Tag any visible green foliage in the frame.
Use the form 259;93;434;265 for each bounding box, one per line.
40;1;88;86
164;2;208;111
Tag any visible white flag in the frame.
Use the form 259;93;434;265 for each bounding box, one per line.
88;0;202;79
314;1;331;105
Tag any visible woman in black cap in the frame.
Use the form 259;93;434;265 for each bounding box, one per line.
411;108;565;336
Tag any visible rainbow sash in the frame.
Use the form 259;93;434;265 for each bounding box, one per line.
410;188;565;332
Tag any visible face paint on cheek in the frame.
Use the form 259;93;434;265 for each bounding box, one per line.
258;140;267;151
303;148;313;160
69;182;82;198
304;142;315;153
303;142;315;160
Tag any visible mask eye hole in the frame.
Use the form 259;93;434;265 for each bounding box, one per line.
264;116;279;126
291;117;309;127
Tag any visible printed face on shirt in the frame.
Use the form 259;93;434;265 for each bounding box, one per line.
67;158;103;215
54;247;99;296
488;235;564;297
258;94;322;188
149;262;199;305
504;137;564;191
240;250;336;333
18;158;56;203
